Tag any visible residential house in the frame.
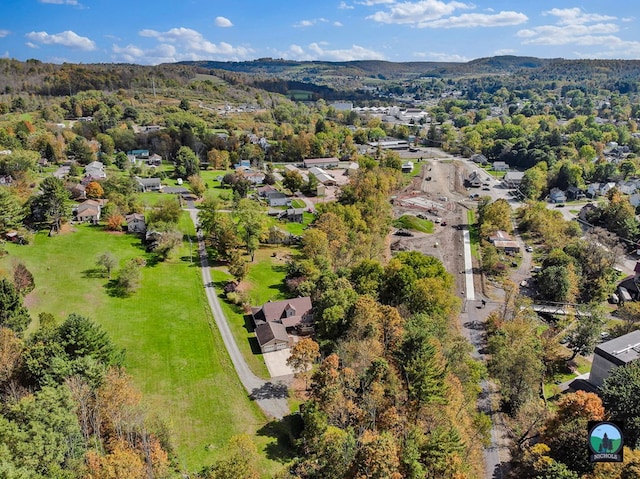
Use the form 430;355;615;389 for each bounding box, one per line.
74;199;106;224
69;183;86;200
589;330;640;388
465;171;483;188
251;296;314;335
285;208;305;223
617;180;639;195
303;157;340;168
127;149;150;159
266;191;289;207
136;177;162;192
125;213;146;234
257;185;278;197
502;171;525;189
566;186;585;200
492;161;509;171
244;170;265;185
255;322;289;353
84;161;106;179
549;188;567;204
587;183;601;198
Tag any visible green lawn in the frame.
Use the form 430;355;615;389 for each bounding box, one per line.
0;221;282;475
393;214;434;233
467;209;481;259
210;246;290;379
290;198;306;208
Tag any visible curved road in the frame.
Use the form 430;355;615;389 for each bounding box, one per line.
188;209;290;419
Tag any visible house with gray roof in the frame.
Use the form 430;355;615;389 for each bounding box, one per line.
251;296;314;334
589;330;640;388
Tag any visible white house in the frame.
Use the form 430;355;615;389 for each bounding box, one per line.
549;188;567;204
125;213;146;233
492;161;509;171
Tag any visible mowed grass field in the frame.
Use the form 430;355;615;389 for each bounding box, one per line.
0;219;282;475
211;246;290;379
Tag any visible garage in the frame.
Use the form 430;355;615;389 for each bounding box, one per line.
255;322;289;353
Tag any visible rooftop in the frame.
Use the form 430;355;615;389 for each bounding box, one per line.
594;330;640;366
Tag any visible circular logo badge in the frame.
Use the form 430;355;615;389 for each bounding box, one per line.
589;422;623;455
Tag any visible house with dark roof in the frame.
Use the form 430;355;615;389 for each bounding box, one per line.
465;171;482;188
589;330;640;388
251;297;313;334
255;322;289;353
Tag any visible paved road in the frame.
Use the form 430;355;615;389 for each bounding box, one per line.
187;209;290;419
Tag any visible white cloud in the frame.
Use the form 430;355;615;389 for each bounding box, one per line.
334;21;344;27
356;0;395;5
25;42;39;49
413;51;470;61
0;30;9;38
516;7;640;58
215;16;233;28
294;20;315;28
112;43;178;64
368;0;472;25
543;8;616;26
279;42;385;61
115;27;253;64
417;11;527;28
338;2;354;9
293;18;329;28
25;30;96;50
39;0;79;4
517;23;620;45
494;48;516;55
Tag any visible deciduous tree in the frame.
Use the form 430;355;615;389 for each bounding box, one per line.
96;252;117;279
287;338;320;389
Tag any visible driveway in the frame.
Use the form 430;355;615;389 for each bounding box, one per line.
263;348;295;377
187;209;291;419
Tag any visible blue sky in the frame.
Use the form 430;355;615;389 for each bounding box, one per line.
1;1;640;64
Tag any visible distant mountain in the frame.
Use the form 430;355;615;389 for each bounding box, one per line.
176;55;553;79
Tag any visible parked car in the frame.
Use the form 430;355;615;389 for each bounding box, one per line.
525;245;533;252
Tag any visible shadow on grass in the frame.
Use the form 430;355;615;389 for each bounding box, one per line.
82;267;106;279
256;413;303;463
104;278;131;298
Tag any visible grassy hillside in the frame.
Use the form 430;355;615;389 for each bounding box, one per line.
0;222;283;475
